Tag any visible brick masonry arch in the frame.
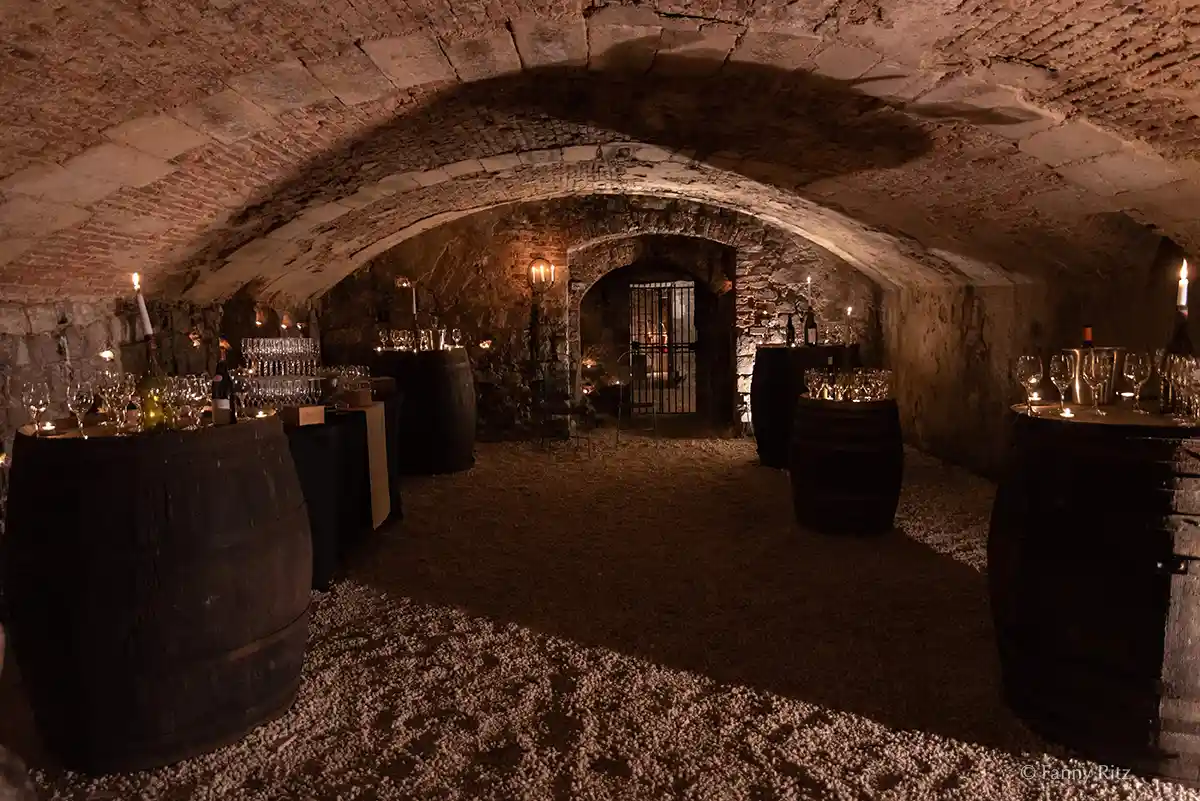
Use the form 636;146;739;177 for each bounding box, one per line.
1;6;1196;303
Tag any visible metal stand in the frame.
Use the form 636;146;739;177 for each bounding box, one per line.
615;349;658;445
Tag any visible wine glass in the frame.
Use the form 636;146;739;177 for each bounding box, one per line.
1015;356;1043;416
66;376;93;437
21;380;51;435
1048;354;1074;413
451;328;462;347
1083;350;1112;416
1123;352;1152;414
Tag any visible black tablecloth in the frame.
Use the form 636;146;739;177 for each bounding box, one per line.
286;412;372;590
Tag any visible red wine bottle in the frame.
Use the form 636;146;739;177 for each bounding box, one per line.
804;308;819;346
1081;326;1093;348
785;313;796;347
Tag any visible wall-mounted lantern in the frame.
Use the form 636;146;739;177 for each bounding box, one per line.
529;258;556;292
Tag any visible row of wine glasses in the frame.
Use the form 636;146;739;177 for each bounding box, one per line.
1162;354;1200;423
376;328;464;351
804;368;894;402
241;377;322;408
244;337;320;376
1015;351;1154;417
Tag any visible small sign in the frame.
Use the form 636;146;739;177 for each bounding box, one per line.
568;279;585;292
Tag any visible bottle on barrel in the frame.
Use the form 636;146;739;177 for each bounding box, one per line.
1081;326;1093;349
804;307;819;346
211;337;235;425
785;313;796;347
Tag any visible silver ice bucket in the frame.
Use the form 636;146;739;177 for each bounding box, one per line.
1063;347;1125;407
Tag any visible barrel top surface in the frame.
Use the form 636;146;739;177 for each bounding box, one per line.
798;395;897;410
13;416;285;454
1010;404;1200;436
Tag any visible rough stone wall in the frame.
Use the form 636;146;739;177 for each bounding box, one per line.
881;286;1047;477
734;227;878;412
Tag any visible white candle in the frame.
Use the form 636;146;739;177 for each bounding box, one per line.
1180;260;1190;308
132;273;154;336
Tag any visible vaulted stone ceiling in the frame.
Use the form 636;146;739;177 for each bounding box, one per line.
0;0;1196;304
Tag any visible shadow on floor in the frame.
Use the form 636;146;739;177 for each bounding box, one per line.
349;438;1038;755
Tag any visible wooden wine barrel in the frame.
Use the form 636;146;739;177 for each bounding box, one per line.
750;344;860;468
372;349;476;474
0;419;312;774
788;396;903;535
989;410;1200;785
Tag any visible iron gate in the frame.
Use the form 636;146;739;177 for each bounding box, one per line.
628;280;696;414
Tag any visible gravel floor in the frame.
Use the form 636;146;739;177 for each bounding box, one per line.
5;436;1200;800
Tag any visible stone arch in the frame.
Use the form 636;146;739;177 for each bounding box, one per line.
566;234;741;405
3;15;1195;304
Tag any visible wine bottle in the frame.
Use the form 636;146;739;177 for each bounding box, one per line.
212;339;234;425
785;313;796;347
804;308;819;346
136;337;167;431
1081;326;1094;348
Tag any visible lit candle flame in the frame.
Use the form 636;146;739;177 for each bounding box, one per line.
1180;260;1189;308
132;272;140;291
99;348;115;361
846;306;853;316
1061;408;1074;418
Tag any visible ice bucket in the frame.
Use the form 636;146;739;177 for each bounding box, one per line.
1063;347;1126;407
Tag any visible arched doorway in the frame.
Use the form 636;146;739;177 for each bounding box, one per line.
579;252;736;431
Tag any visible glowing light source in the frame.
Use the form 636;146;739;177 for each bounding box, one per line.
529;258;556;289
1060;408;1075;418
1179;260;1190;308
41;421;55;431
99;348;115;361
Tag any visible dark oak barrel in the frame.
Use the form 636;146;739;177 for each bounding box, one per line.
750;345;859;468
0;419;312;774
371;349;476;474
989;410;1200;785
788;396;904;535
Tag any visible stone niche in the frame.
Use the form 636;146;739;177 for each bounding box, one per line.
317;195;878;438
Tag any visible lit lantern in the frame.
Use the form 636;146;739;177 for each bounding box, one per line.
529;258;556;291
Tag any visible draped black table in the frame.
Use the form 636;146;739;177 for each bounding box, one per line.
285;411;372;590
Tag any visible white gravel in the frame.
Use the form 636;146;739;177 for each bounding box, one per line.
4;436;1198;800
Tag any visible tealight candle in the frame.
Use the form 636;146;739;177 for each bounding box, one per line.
1030;392;1041;402
41;421;55;431
1060;408;1075;418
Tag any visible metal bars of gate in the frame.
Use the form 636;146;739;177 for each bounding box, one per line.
628;280;696;415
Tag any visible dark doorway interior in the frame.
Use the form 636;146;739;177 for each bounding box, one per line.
580;255;735;431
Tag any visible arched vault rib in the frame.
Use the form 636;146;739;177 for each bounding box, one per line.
185;146;1019;305
0;11;1196;303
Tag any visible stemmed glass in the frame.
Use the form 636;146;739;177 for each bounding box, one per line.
1123;352;1152;414
66;376;93;437
21;380;51;435
1048;354;1074;413
1015;356;1043;416
451;328;462;347
1083;350;1112;416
